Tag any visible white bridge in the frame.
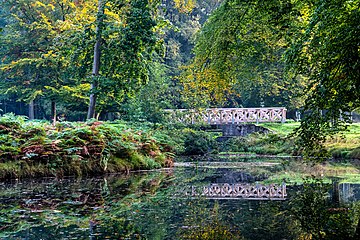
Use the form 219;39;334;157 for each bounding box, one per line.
176;183;287;200
165;108;287;125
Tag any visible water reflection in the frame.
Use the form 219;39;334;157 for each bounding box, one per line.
176;183;287;200
0;160;359;239
339;183;360;203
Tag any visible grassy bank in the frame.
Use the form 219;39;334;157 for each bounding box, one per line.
1;114;359;179
261;122;360;159
0;114;175;179
218;122;360;159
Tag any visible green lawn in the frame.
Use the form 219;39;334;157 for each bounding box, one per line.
255;122;360;159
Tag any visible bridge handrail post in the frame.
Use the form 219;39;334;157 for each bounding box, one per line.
256;182;260;198
281;108;287;123
268;108;273;122
192;186;196;196
231;109;235;124
219;109;223;124
207;109;211;124
281;182;286;198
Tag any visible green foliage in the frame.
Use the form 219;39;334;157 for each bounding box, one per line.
290;177;359;240
177;201;243;240
120;61;174;123
0;0;78;115
0;113;26;132
0;0;166;119
221;133;297;156
181;128;218;155
0;115;175;179
287;0;360;160
348;148;360;160
181;0;305;108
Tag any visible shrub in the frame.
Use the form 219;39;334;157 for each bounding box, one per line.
182;128;218;155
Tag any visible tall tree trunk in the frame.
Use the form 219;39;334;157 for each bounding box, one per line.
87;0;106;120
51;101;56;126
29;100;35;120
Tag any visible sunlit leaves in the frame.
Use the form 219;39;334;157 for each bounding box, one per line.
180;62;235;107
182;0;302;108
288;0;360;159
0;0;79;107
0;0;164;118
174;0;196;13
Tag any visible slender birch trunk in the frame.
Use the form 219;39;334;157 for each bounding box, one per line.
29;99;35;120
87;0;106;119
51;101;56;126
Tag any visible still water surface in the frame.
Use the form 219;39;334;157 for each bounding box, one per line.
1;157;359;239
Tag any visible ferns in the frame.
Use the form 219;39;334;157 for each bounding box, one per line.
0;115;175;179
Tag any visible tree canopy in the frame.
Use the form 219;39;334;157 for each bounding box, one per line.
286;0;360;158
0;0;359;157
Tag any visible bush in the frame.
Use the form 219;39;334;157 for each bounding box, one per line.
182;128;218;155
221;137;248;152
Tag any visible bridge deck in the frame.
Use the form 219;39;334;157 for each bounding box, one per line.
165;108;287;124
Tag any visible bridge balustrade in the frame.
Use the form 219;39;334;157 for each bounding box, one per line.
176;183;287;200
165;108;286;124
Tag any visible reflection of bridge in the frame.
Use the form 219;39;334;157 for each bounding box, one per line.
177;183;287;200
165;108;287;125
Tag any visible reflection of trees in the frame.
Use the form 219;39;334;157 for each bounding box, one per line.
226;200;298;240
2;171;360;239
289;178;360;240
177;200;244;239
0;171;173;238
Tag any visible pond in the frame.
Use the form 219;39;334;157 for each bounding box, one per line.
1;157;360;239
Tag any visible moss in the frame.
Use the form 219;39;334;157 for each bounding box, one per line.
106;157;129;172
0;162;20;179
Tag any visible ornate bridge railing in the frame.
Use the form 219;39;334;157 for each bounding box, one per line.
165;108;286;125
175;183;287;200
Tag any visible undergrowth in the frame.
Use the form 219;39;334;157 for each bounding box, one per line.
0;114;174;179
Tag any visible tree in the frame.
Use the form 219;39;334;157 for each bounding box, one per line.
0;0;78;121
60;0;161;119
0;0;162;120
115;0;224;119
87;0;106;119
287;0;360;159
180;0;305;109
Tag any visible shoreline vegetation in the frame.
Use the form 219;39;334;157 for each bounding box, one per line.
1;113;359;180
0;114;174;180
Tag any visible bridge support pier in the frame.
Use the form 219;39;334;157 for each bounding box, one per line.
221;124;271;137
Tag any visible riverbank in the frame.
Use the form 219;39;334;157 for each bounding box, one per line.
1;114;359;180
0;114;174;179
218;122;360;160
